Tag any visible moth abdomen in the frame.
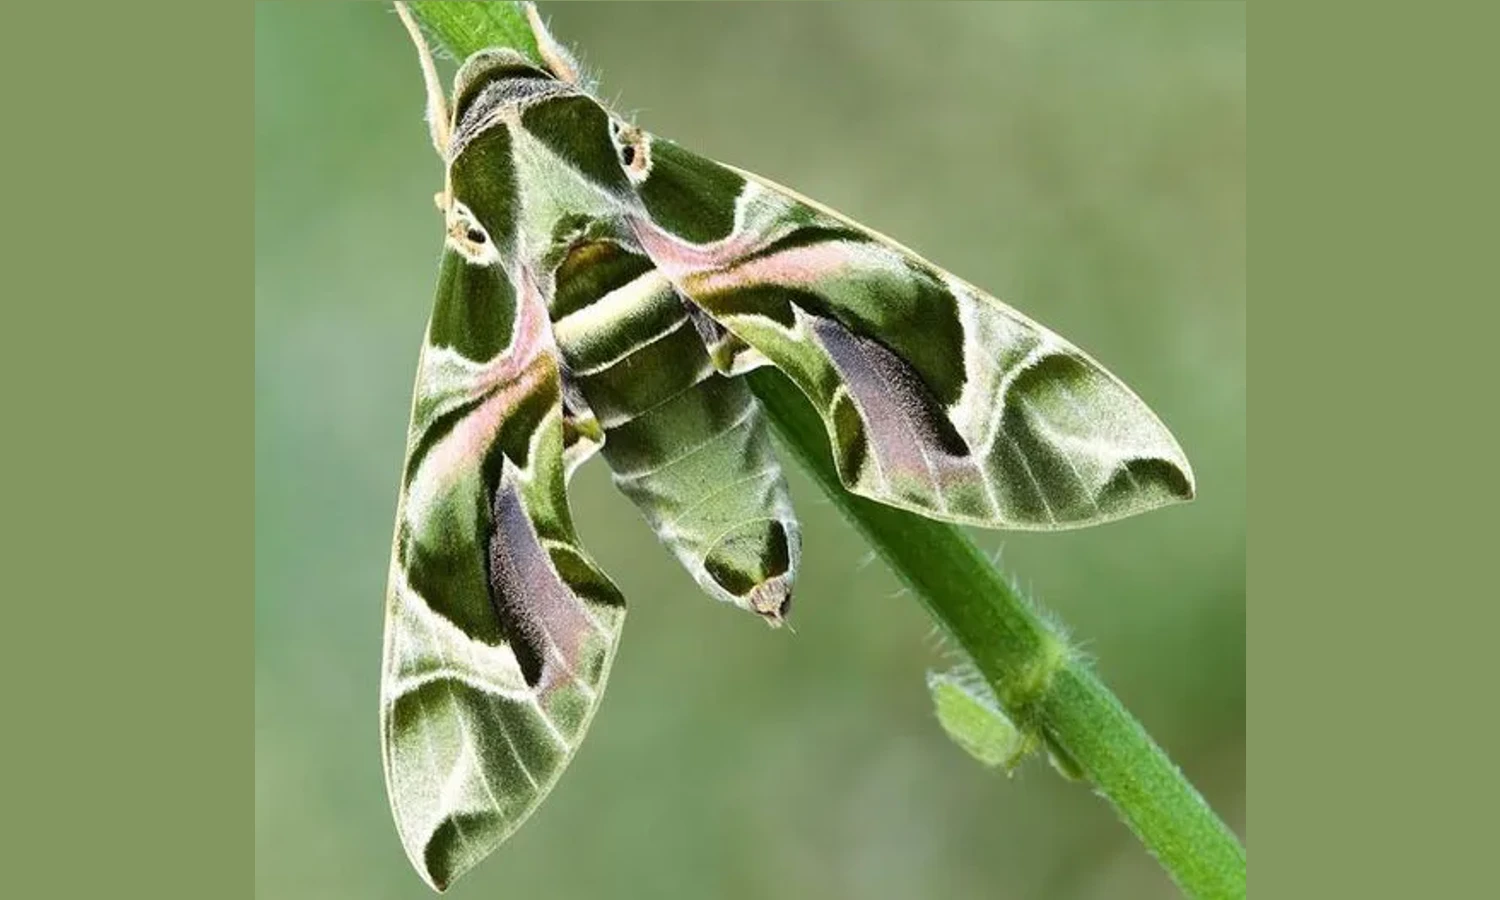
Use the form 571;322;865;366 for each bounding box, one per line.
549;239;801;622
602;377;800;624
701;516;796;622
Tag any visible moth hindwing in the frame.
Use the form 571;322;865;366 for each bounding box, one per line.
383;2;1194;890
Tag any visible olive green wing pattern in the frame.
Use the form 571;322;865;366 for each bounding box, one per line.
380;251;626;891
628;140;1195;529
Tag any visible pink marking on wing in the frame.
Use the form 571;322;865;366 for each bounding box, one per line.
687;242;862;297
421;361;552;494
487;477;602;701
419;267;560;490
631;217;769;280
470;268;555;392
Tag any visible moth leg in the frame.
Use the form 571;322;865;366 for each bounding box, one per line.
682;300;772;377
559;366;605;477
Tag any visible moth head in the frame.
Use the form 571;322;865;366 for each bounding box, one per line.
454;49;548;104
609;117;652;185
443;199;502;266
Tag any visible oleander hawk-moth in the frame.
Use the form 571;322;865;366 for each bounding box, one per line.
381;3;1194;890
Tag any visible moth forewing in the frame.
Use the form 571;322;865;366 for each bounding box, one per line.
627;148;1195;530
380;235;629;890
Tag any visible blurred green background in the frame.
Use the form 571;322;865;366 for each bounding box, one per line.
255;3;1243;898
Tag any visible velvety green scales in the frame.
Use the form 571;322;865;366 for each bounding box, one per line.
548;239;654;319
448;125;520;252
636;140;745;244
569;324;711;424
429;250;517;361
521;96;631;195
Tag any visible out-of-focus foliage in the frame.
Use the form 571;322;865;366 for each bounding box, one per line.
255;4;1243;898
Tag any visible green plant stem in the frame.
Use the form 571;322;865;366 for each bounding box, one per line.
403;4;1245;897
749;371;1244;899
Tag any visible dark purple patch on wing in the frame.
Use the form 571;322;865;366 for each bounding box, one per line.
809;315;971;495
486;479;596;690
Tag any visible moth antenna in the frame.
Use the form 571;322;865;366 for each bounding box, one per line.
393;2;452;159
524;2;583;85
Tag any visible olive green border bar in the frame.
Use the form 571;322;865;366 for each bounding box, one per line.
1253;1;1499;896
1;3;251;898
5;0;1486;897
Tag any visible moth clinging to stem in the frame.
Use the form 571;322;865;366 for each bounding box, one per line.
380;2;1194;890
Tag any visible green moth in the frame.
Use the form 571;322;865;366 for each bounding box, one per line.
382;2;1194;890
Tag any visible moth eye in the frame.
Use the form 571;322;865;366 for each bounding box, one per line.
444;200;498;264
611;123;651;184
